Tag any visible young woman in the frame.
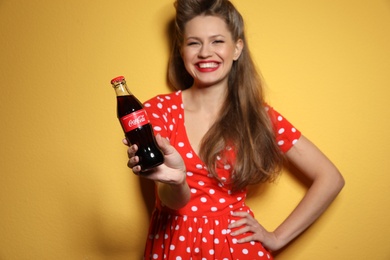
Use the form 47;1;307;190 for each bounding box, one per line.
125;0;345;259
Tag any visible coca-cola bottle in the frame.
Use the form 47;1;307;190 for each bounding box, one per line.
110;76;164;172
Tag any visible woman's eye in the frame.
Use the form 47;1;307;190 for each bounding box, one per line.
187;42;199;46
213;40;224;44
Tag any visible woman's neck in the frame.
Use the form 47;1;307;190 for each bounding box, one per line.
183;84;227;116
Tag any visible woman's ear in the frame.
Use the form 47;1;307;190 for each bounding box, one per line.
233;39;244;61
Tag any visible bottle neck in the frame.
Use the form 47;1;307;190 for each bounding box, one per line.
112;82;132;97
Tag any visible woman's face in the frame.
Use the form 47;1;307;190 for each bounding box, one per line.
181;15;243;88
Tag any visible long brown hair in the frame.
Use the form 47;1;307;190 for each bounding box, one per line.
169;0;284;191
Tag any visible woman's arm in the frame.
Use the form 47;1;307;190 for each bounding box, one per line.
272;135;345;248
230;135;345;251
126;134;191;210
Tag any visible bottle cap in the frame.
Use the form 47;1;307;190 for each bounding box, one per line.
110;76;125;84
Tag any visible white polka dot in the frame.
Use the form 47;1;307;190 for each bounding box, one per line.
178;142;185;147
292;127;297;132
152;113;160;119
211;207;218;212
179;236;185;241
186;247;191;253
209;229;214;235
258;251;265;257
209;189;215;194
214;238;219;244
176;257;182;260
200;197;207;203
198;228;203;233
154;126;162;131
153;254;158;259
191;188;197;193
293;139;298;145
243;248;249;254
278;115;283;121
164;234;168;239
144;103;151;107
219;198;226;203
194;248;200;253
232;238;238;244
278;140;285;146
222;229;227;235
202;237;207;243
170;244;175;250
196;164;203;169
188;227;192;232
224;164;231;170
191;206;198;212
237;197;242;201
198;181;205;186
157;103;163;109
187;172;194;177
278;128;285;134
209;249;215;255
215;220;219;225
175;225;180;230
186;152;193;159
169;125;174;131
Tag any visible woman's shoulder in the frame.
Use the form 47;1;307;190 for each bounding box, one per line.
143;90;183;115
143;90;182;106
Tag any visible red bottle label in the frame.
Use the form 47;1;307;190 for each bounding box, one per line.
120;109;150;132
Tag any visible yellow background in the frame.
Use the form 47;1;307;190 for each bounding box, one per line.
1;0;389;259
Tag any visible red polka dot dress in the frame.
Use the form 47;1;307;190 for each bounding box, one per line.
143;91;301;260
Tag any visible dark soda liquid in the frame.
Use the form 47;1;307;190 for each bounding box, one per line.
117;95;164;172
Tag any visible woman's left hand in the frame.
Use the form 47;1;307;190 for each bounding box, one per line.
229;211;281;252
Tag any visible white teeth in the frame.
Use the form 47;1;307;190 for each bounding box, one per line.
198;62;218;68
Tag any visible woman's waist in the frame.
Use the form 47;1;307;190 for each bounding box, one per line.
155;199;252;218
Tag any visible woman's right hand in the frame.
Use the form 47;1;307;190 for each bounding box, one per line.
124;134;190;209
124;134;187;186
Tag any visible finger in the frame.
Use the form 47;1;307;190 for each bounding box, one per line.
231;211;251;217
155;134;173;155
127;144;138;158
122;138;129;146
132;165;142;174
228;218;248;229
237;234;257;243
231;225;252;236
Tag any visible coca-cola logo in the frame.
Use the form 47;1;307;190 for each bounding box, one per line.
120;109;149;132
128;115;146;128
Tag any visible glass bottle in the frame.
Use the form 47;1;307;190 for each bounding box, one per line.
110;76;164;172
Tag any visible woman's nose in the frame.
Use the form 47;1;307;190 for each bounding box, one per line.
198;44;212;58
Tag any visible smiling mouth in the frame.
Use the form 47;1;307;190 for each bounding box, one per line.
198;62;219;69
